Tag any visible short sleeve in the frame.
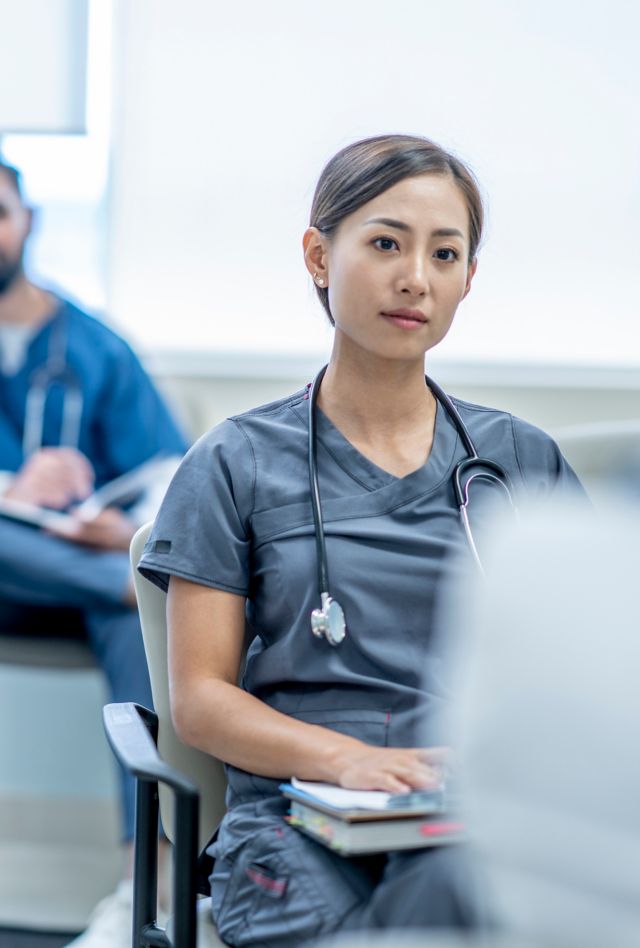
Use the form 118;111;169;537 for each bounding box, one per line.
137;419;254;594
511;416;588;500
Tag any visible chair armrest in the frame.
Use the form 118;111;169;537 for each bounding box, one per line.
103;702;199;948
104;702;199;796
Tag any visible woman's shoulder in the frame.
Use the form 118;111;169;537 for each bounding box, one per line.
450;396;580;488
189;388;309;458
223;387;309;441
161;388;310;530
450;396;556;447
232;387;309;421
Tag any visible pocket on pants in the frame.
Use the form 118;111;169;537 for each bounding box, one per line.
211;814;367;946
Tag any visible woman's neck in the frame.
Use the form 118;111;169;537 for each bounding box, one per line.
317;341;436;447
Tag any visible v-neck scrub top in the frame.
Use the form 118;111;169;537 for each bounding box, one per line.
139;384;583;805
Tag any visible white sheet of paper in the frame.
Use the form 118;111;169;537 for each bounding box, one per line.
74;454;171;521
291;778;393;810
0;497;78;534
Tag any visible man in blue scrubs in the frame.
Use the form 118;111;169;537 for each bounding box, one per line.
0;160;188;946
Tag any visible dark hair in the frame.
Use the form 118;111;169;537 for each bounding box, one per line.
309;134;484;323
0;160;23;200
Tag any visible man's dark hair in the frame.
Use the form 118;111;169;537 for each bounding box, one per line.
0;160;23;200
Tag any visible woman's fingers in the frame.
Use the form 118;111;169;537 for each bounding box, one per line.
393;764;442;790
338;746;449;792
417;746;452;765
383;774;413;793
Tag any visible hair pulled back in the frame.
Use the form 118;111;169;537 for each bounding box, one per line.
309;134;484;324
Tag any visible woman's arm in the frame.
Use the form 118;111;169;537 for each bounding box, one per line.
167;575;445;794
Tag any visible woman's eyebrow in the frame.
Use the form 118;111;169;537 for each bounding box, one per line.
364;216;410;231
432;227;465;239
363;218;464;240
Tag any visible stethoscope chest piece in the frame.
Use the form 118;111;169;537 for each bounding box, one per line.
311;592;347;646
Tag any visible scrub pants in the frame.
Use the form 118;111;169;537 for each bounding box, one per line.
209;797;489;947
0;519;154;841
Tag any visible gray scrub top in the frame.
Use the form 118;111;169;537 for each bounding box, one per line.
138;384;583;804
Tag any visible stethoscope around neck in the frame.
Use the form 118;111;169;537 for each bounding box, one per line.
22;310;83;457
307;364;518;646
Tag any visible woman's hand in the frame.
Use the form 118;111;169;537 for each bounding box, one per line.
331;745;450;794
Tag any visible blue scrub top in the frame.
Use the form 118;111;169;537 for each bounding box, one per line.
0;298;188;486
139;383;584;804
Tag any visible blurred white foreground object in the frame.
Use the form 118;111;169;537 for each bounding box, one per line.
311;933;537;948
452;497;640;947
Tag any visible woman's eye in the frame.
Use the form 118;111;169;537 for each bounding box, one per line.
373;237;398;252
434;248;458;262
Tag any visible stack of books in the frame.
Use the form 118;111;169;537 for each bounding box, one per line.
280;778;464;856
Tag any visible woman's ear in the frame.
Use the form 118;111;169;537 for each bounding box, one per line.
302;227;329;287
461;258;478;300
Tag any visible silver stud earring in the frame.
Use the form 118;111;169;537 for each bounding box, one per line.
315;274;325;286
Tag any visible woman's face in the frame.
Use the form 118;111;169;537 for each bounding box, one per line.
305;173;476;364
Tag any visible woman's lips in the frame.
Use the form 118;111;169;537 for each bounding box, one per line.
381;309;428;330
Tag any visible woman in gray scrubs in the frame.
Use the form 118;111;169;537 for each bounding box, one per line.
138;134;583;945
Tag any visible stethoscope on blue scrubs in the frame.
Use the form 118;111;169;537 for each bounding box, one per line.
22;311;83;457
308;364;518;646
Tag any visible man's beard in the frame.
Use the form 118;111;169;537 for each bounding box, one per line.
0;252;24;296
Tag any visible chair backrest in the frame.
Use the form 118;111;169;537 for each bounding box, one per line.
130;524;227;851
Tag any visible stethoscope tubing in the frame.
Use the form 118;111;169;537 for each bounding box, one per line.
22;312;83;457
308;364;331;598
307;365;518;624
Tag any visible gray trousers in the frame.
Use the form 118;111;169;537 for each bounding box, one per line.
0;519;154;840
209;797;488;947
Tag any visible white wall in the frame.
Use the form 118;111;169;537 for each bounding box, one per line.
2;0;113;309
108;0;640;367
0;0;89;133
145;354;640;445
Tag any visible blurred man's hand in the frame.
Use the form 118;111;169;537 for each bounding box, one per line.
4;447;95;509
50;506;138;552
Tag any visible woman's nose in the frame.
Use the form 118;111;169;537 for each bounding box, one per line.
397;258;429;297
